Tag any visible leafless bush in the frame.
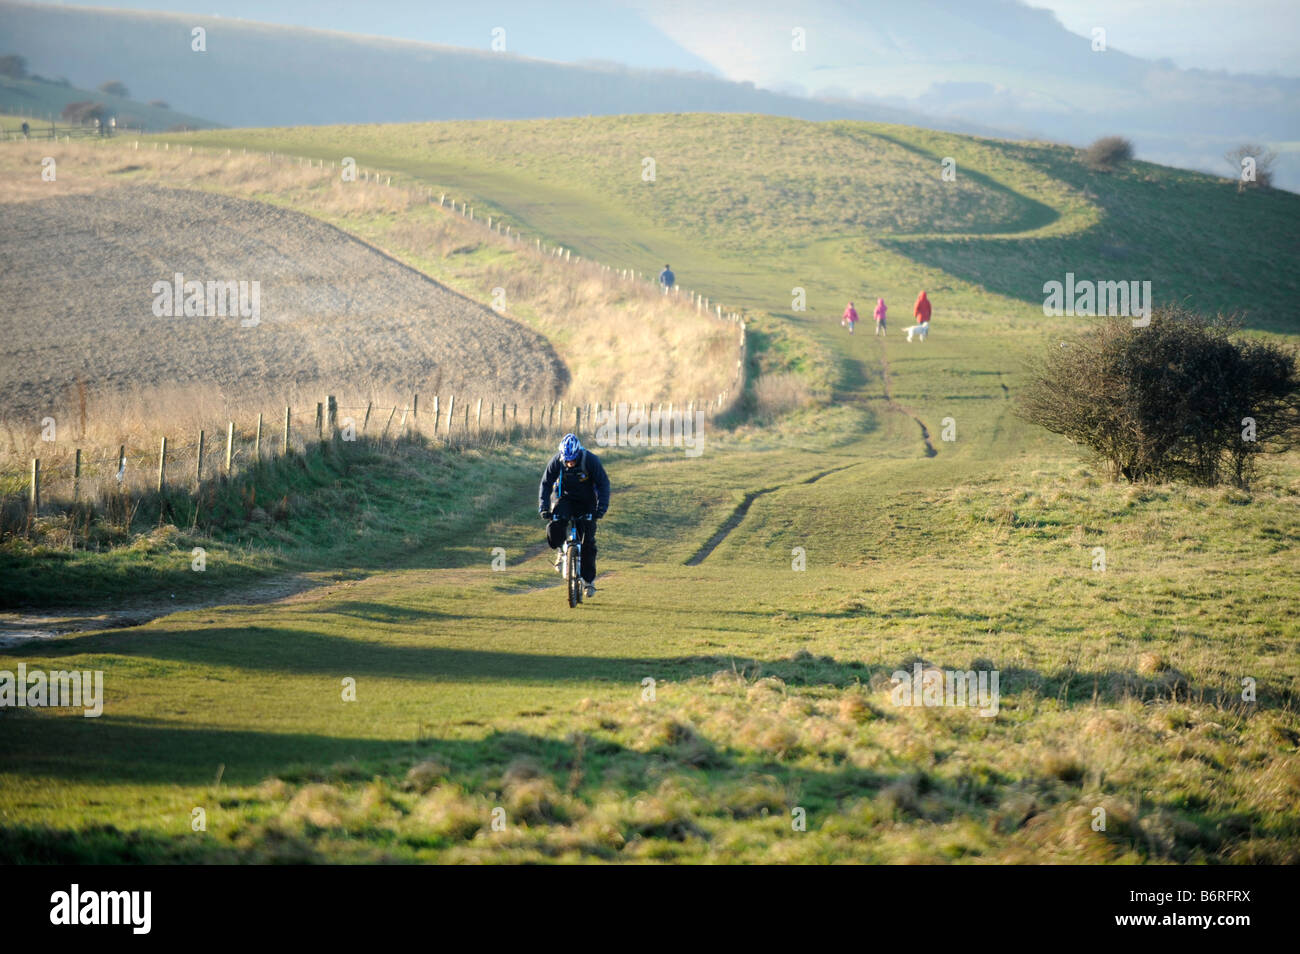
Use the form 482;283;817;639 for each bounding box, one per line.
1225;143;1277;192
1082;136;1133;172
1017;306;1299;486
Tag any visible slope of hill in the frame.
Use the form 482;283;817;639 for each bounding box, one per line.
0;74;215;131
0;184;565;420
169;114;1300;333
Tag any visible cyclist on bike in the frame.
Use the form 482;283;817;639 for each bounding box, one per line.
539;433;610;598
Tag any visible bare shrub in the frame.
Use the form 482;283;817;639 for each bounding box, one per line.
1017;306;1300;486
1082;136;1134;172
1225;143;1277;192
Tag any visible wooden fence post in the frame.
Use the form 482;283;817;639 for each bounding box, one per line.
315;403;323;442
529;406;534;432
118;445;126;482
225;421;235;476
363;401;373;432
29;458;39;515
283;406;291;455
327;396;338;439
432;395;440;435
254;413;262;464
475;398;483;431
196;429;205;485
446;394;455;433
73;449;82;501
157;437;167;492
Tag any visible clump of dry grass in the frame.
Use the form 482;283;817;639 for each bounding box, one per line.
404;759;450;794
283;783;347;828
754;372;813;418
411;784;485;841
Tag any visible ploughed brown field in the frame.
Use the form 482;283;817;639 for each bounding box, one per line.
0;185;566;421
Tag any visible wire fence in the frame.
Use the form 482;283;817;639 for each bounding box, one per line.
10;389;736;518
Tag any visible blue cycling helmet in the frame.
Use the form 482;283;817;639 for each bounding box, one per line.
560;433;583;461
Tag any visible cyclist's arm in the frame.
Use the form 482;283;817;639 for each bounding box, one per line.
592;457;611;514
538;456;560;512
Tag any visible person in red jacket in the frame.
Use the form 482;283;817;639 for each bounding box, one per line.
841;301;859;334
873;298;887;336
913;290;932;325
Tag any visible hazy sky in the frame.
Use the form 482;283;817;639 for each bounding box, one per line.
1022;0;1300;76
20;0;1299;78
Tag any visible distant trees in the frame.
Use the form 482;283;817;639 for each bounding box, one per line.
98;80;129;98
1018;306;1299;487
1225;143;1276;192
60;101;108;125
148;99;170;109
1082;135;1134;172
0;54;27;79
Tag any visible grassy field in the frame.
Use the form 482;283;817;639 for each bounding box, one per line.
1;114;1297;863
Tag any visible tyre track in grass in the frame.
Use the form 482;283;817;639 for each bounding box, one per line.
684;460;868;566
686;330;939;568
879;333;938;458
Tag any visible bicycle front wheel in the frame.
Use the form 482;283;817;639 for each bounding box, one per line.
567;546;580;608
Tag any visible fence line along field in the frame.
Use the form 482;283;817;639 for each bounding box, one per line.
14;387;723;515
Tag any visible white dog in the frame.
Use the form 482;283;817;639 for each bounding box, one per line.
906;321;930;342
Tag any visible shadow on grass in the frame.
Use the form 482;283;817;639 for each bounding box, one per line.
1;715;1274;863
880;141;1300;334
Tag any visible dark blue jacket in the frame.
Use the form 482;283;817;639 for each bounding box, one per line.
659;268;675;287
539;449;610;514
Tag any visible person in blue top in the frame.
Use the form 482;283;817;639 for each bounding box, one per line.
659;264;675;291
539;433;610;597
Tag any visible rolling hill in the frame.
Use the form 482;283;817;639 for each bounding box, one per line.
0;0;998;134
1;111;1296;864
0;74;215;131
168;114;1300;333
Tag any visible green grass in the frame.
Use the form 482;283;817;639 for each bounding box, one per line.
2;113;1297;863
1;436;556;609
163;114;1299;333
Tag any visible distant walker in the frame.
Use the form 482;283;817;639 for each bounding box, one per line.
659;264;675;292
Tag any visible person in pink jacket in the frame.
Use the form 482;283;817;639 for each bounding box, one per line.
873;298;887;336
841;301;859;334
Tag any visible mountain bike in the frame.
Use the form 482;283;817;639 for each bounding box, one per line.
552;512;593;608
